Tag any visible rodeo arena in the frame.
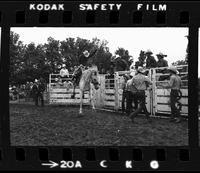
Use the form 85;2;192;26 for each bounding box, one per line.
10;49;189;146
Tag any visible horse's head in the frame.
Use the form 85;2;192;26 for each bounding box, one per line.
90;70;100;90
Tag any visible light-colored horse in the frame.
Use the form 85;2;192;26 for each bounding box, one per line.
66;65;99;114
79;66;99;114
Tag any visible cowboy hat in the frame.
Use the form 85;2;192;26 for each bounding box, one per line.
129;56;134;62
62;64;66;68
146;49;153;54
137;66;146;73
83;50;90;57
168;66;179;74
55;78;58;82
156;52;167;57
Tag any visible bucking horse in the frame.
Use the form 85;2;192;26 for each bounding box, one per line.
66;65;100;114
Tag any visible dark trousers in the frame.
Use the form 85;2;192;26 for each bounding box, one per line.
130;91;150;118
170;90;181;119
124;91;138;114
61;76;67;82
121;90;127;113
35;92;44;106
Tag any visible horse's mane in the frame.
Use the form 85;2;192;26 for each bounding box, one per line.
81;67;97;80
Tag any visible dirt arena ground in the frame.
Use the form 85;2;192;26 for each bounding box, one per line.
10;103;188;146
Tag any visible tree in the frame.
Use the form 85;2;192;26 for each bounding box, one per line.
44;37;62;74
115;47;132;63
10;31;25;85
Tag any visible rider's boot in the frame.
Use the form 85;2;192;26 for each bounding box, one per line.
71;94;75;99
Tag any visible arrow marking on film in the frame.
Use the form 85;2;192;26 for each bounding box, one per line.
42;160;59;168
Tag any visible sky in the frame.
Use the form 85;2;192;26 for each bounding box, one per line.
11;27;188;66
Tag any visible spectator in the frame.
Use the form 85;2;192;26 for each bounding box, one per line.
60;64;69;83
145;50;157;69
135;50;146;69
156;52;168;68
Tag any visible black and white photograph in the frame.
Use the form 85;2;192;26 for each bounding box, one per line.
9;27;188;146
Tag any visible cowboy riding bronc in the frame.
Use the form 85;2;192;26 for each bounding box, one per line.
71;49;97;99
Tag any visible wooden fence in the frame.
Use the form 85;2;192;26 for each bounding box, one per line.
48;65;188;116
49;73;90;105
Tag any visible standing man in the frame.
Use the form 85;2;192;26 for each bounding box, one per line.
121;74;130;114
37;78;46;107
32;78;45;106
135;50;146;69
159;66;182;123
156;52;169;81
125;75;138;115
156;52;168;68
129;67;152;123
145;50;157;69
25;81;31;101
32;79;39;106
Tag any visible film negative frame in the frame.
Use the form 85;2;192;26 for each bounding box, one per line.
0;0;200;171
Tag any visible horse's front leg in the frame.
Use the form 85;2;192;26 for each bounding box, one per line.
89;87;95;111
79;90;83;114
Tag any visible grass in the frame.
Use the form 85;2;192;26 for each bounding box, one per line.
10;103;188;146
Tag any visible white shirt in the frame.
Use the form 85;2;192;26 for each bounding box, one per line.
60;68;69;77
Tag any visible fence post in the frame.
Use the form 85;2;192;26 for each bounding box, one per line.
114;72;119;111
151;68;156;116
101;75;105;108
96;74;103;108
49;74;51;104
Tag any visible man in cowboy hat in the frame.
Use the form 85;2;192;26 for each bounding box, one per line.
59;64;69;83
79;49;97;67
135;50;146;69
145;49;157;69
156;52;168;68
129;66;152;123
32;79;39;106
159;66;182;123
124;74;138;115
156;52;169;81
